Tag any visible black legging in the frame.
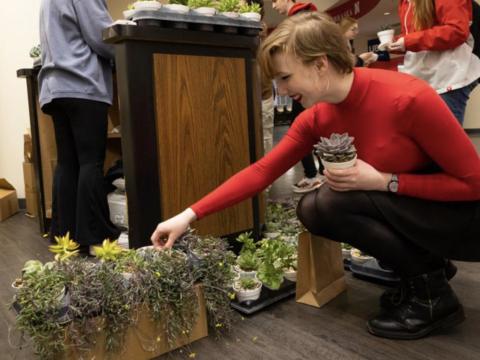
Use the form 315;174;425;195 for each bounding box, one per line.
44;98;120;246
296;186;447;277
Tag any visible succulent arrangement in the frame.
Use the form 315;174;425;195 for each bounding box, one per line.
187;0;215;9
239;2;261;13
10;232;237;358
314;132;357;163
29;45;41;59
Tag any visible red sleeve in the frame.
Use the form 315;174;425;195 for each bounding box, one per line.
397;88;480;201
404;0;472;52
191;110;318;219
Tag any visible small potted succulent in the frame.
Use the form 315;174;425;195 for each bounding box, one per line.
29;45;41;66
133;0;162;11
314;132;357;170
235;251;260;279
341;243;352;261
92;239;125;262
280;243;297;282
188;0;216;16
239;2;261;21
217;0;240;18
163;0;190;14
256;238;285;290
350;247;373;265
377;24;394;49
233;277;262;302
123;3;136;18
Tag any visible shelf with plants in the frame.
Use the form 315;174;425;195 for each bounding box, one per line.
120;0;262;34
10;232;237;359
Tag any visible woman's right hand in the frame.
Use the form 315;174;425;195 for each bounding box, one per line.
150;208;197;249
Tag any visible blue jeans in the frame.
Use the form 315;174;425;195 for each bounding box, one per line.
440;80;478;125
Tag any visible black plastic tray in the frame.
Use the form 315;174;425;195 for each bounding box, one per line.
230;279;296;315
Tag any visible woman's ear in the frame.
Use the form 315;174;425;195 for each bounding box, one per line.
314;55;328;73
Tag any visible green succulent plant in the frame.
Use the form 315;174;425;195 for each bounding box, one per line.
92;239;125;262
237;277;260;290
216;0;239;12
188;0;214;8
169;0;189;5
314;132;357;163
239;2;261;13
48;232;80;262
236;251;260;272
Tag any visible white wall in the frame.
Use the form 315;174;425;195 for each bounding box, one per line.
0;1;40;198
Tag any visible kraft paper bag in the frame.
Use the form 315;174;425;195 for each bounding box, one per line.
296;232;346;308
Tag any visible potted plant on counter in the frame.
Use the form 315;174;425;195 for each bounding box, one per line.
239;2;261;21
123;3;136;18
163;0;190;14
233;277;262;302
133;0;162;11
314;132;357;170
217;0;240;18
188;0;216;16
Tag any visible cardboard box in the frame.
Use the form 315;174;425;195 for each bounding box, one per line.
0;179;19;221
65;285;208;359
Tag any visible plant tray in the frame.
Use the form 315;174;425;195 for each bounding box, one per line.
130;9;262;35
350;257;400;285
230;279;296;315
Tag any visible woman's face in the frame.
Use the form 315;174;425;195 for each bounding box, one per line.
272;52;327;108
272;0;290;15
344;23;359;40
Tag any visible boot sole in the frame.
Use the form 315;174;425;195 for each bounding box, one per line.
366;306;466;340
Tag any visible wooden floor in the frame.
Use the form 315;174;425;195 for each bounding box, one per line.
1;129;480;360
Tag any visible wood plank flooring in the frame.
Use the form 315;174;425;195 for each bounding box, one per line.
1;129;479;360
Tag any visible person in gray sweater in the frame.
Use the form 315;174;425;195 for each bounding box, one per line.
38;0;120;252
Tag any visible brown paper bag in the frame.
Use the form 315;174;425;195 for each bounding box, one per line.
296;232;346;308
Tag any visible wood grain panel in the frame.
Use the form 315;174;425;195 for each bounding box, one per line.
153;54;253;236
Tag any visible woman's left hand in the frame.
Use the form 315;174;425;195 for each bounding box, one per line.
324;159;390;192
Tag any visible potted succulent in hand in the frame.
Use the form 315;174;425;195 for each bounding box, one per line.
233;277;262;302
314;132;357;170
188;0;216;16
133;0;162;11
216;0;240;18
239;2;261;21
163;0;190;14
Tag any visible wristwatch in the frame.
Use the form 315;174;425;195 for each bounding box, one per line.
387;174;399;193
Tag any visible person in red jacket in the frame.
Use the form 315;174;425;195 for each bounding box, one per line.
388;0;480;125
151;12;480;340
272;0;323;193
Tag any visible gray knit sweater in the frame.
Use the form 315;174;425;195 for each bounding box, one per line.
38;0;115;107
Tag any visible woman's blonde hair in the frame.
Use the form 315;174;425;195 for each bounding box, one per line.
412;0;435;30
338;16;358;34
258;12;354;80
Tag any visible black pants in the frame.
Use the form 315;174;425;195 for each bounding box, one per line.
44;98;120;246
290;100;319;178
297;186;480;276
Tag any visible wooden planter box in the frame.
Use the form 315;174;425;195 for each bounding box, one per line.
64;285;208;359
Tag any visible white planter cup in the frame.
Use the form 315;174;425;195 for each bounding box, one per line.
233;265;257;279
193;7;216;16
321;154;357;170
377;29;394;47
350;248;373;265
233;280;262;302
221;11;239;18
240;12;261;21
123;9;135;19
283;268;297;282
163;4;190;14
134;1;162;10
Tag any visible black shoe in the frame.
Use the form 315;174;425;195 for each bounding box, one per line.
367;269;465;340
380;260;457;310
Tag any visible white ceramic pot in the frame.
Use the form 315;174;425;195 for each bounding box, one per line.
134;1;162;10
321;154;357;170
163;4;190;14
123;9;135;19
350;248;373;265
377;29;394;46
221;11;239;18
341;248;351;260
193;7;216;16
233;280;262;302
233;265;257;279
240;12;261;21
283;268;297;282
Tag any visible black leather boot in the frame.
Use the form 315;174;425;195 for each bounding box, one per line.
367;269;465;339
380;260;457;310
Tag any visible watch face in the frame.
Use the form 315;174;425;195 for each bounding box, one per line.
389;181;399;193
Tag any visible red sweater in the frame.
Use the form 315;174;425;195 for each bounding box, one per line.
191;68;480;219
399;0;472;51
